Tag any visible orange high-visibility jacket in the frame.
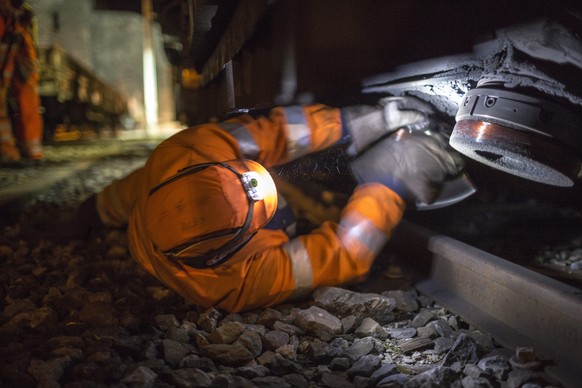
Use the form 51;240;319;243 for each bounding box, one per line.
96;105;406;312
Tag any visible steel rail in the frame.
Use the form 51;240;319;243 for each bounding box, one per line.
391;220;582;388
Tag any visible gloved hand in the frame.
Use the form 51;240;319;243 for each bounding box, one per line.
342;96;435;155
350;130;465;205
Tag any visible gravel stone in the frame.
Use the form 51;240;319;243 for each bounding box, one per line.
251;375;291;387
202;330;262;366
346;354;381;378
376;373;409;387
354;317;385;338
262;329;290;351
342;337;376;362
410;308;435;328
293;306;342;340
166;326;190;343
313;286;396;324
461;375;496;388
320;371;354;388
237;364;270;379
197;308;222;332
434;336;455;354
329;356;351;371
369;362;397;384
382;289;420;312
416;325;437;339
166;367;212;387
428;318;454;337
257;308;285;328
79;302;118;327
282;372;308;387
208;321;245;344
272;320;304;336
409;365;463;387
442;333;481;367
478;355;510;380
160;339;190;368
386;327;416;339
340;314;358;333
28;356;72;383
507;368;539;388
258;350;301;375
179;355;218;372
121;365;157;387
154;314;180;332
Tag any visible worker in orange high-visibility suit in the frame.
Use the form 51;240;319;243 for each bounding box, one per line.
11;2;43;161
0;0;22;163
62;98;464;313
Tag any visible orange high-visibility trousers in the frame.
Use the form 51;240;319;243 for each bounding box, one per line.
12;75;43;159
0;15;20;162
11;19;43;160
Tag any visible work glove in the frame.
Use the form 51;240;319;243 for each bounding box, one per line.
342;96;435;155
350;129;465;206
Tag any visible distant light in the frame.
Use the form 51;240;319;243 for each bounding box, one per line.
142;0;158;134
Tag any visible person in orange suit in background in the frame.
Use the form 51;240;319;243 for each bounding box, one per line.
0;0;42;165
0;0;22;164
11;1;43;162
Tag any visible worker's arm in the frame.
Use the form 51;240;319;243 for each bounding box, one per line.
207;183;404;313
201;97;436;167
218;129;465;312
173;104;347;168
298;184;405;287
96;167;146;227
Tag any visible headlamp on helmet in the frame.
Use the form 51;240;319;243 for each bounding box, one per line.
241;171;266;201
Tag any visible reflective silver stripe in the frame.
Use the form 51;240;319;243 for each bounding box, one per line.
339;212;387;257
219;122;260;159
283;238;314;299
283;106;311;160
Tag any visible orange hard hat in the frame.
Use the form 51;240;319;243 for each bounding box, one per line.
144;159;278;268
